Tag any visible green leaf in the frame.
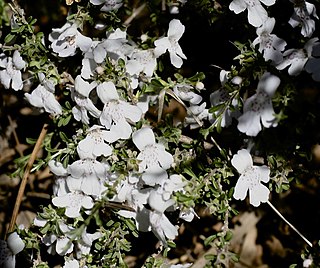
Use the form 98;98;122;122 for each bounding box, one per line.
224;230;233;242
204;234;216;246
204;254;216;261
4;33;16;44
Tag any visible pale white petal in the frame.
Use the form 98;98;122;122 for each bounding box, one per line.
67;160;85;178
257;72;280;97
11;70;23;91
76;32;92;52
81;175;102;196
288;58;307;76
170;52;184;68
56;237;73;256
132;127;156;151
104;117;132;142
7;232;25;255
121;102;142;122
90;0;105;4
33;217;47;227
231;149;253;174
154;37;170;57
233;175;250;200
260;102;277;128
168;19;185;40
93;43;107;63
63;259;79;268
229;0;246;14
157;148;174;170
260;0;275;6
249;184;270;206
12;51;26;70
74;75;95;97
256;165;270;183
247;4;268;27
0;70;11;89
148;190;174;213
237;110;262;136
142;166;168;186
97;81;119;103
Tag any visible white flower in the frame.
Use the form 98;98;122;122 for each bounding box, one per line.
90;0;123;12
148;188;175;213
132;127;173;185
74;228;102;258
303;257;313;267
77;125;113;159
25;85;63;115
276;37;318;76
49;160;68;177
184;102;208;129
70;79;101;125
38;72;56;93
63;259;80;268
154;19;187;68
0;240;15;268
33;217;47;227
173;84;202;105
126;48;157;77
115;174;151;210
229;0;275;27
289;0;318;38
149;210;178;246
0;232;25;268
48;160;69;196
179;208;198;222
0;51;25;91
253;17;287;64
103;28;134;61
97;81;142;142
163;174;186;199
67;159;107;196
49;22;92;57
231;149;270;207
81;46;99;80
43;226;74;256
52;191;94;218
237;72;280;136
7;232;25;256
305;42;320;81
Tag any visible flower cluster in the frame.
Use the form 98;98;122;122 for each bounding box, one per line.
1;0;320;267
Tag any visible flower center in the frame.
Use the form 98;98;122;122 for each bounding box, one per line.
66;35;76;46
89;129;104;144
140;144;159;167
250;91;269;113
6;58;16;76
243;167;260;190
104;100;123;123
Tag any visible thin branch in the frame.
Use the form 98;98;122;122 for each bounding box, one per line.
6;123;49;238
124;3;147;26
267;201;313;248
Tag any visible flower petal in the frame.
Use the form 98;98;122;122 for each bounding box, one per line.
132;127;156;151
249;184;270;206
256;165;270;183
97;81;119;103
7;232;25;255
233;175;250;201
237;110;262;136
231;149;253;174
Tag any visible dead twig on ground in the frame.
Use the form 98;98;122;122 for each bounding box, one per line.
5;123;48;238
